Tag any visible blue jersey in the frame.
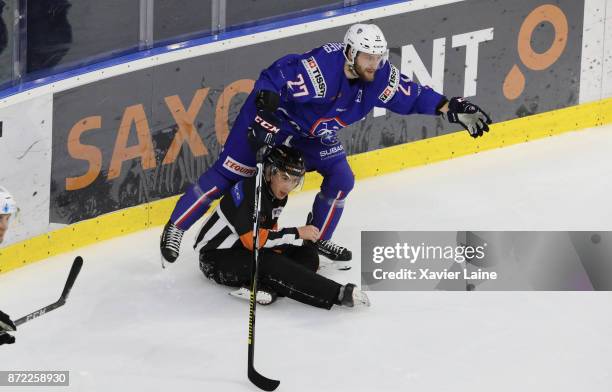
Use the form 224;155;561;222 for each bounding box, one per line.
254;42;446;140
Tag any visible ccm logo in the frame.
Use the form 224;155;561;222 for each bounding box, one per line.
223;157;256;177
255;115;280;133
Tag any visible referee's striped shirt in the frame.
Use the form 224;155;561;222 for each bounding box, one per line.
194;176;303;253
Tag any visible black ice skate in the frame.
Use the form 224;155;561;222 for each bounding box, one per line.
339;283;370;308
229;286;278;306
160;220;184;263
305;213;351;268
316;239;352;262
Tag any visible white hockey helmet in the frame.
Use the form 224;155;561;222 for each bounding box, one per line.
343;23;389;68
0;186;17;215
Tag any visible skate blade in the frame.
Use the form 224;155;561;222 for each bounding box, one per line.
319;260;351;271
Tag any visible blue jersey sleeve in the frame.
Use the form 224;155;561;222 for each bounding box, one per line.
254;46;335;104
376;63;446;116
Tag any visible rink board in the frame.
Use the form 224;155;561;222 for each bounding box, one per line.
1;0;612;273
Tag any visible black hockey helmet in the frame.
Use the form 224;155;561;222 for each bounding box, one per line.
263;145;306;187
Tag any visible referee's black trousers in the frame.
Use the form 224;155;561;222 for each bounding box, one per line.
200;243;342;309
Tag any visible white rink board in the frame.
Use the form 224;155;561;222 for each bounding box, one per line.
579;0;612;103
603;0;612;98
0;94;53;245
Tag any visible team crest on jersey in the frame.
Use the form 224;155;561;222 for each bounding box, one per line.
378;64;400;103
223;156;256;177
301;56;326;98
310;117;346;146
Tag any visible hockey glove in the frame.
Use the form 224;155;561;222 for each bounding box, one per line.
0;332;15;345
446;97;492;138
0;310;16;345
247;110;281;151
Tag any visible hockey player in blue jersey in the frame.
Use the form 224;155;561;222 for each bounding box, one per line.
160;23;492;264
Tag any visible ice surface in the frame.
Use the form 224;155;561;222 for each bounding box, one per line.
1;125;611;391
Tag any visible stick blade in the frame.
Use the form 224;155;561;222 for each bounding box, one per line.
60;256;83;300
248;367;280;391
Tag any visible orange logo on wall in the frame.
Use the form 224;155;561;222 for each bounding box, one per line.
503;4;569;100
65;79;254;191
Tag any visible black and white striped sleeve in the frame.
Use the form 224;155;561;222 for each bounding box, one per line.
262;227;303;248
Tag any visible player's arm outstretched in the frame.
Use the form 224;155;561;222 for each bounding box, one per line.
378;64;492;138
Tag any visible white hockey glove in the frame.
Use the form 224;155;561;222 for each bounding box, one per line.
446;97;492;138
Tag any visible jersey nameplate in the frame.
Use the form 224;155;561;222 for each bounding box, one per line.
322;42;343;53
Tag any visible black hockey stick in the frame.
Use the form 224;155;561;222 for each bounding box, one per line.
14;256;83;327
247;156;280;391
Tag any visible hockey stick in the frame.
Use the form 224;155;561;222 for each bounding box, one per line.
14;256;83;327
247;155;280;391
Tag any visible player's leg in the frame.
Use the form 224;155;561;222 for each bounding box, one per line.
161;96;259;262
169;168;230;231
281;241;319;272
200;247;367;308
199;248;282;305
310;157;355;261
290;136;355;262
257;248;357;309
279;243;368;305
199;248;251;287
258;249;370;308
